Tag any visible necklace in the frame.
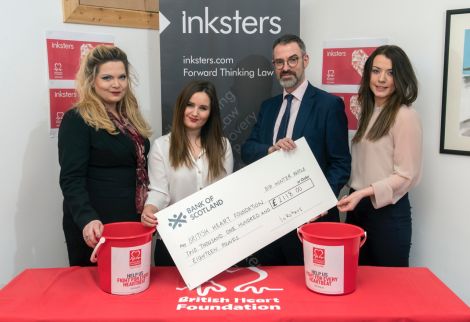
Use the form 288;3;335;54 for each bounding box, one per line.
191;140;201;148
188;137;202;158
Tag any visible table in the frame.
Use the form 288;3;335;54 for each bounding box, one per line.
0;266;469;322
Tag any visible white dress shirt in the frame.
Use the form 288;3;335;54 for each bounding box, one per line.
145;133;234;210
272;79;309;144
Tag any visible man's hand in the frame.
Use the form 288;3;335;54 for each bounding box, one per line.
268;138;296;154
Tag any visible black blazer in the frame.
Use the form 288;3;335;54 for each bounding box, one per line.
241;83;351;196
58;109;150;232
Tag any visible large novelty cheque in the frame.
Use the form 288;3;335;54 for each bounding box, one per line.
157;137;337;289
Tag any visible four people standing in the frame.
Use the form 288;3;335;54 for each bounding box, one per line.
58;39;422;269
337;45;422;267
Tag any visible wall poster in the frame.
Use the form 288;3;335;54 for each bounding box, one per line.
46;31;114;137
321;38;387;134
440;8;470;155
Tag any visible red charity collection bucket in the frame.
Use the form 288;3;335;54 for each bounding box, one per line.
298;222;366;295
90;222;155;295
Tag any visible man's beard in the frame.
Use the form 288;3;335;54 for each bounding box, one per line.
278;71;299;89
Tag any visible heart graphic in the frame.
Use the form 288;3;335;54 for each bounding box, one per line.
314;248;324;258
351;49;368;77
350;95;361;120
130;250;141;260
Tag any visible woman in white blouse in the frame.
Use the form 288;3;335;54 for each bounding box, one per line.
141;80;233;265
337;45;422;267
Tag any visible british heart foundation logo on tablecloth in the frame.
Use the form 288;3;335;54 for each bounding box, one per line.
176;266;283;296
174;267;285;311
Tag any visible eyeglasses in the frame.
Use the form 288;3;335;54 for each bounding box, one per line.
272;55;302;70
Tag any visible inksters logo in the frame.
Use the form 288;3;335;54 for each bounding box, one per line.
181;7;282;34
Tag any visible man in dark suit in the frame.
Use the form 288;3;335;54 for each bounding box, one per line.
241;34;351;266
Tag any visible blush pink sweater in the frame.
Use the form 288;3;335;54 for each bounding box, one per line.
349;105;422;209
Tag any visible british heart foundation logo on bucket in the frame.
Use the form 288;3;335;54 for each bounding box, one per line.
90;222;155;295
298;222;366;295
313;247;325;265
129;249;142;267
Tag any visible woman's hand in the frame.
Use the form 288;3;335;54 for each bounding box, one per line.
307;211;327;223
141;204;158;227
337;187;373;212
82;220;104;248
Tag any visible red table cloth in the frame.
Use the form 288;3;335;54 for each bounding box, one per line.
0;266;469;322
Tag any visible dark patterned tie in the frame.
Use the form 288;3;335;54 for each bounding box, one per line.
276;94;294;142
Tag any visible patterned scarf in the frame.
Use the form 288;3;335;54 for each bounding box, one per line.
108;112;149;214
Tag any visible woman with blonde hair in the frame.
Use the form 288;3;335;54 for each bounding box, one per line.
58;45;152;266
141;80;233;266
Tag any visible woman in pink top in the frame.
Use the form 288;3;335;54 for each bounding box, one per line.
337;45;422;267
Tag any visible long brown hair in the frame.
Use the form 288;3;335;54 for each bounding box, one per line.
169;80;227;180
353;45;418;143
75;45;151;137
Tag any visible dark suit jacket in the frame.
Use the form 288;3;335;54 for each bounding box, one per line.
241;82;351;196
58;109;150;234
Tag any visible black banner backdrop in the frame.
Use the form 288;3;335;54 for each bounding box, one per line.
160;0;300;169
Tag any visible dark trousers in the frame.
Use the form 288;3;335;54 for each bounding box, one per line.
154;239;175;266
346;191;411;267
239;209;340;267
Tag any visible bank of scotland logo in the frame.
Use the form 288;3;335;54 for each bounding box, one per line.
168;212;187;229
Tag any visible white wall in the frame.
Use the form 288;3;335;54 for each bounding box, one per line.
0;0;469;306
302;0;470;304
0;0;160;284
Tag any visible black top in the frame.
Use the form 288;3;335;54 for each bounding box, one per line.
58;108;150;231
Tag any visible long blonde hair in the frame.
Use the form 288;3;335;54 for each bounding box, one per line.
75;45;151;137
170;81;227;181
